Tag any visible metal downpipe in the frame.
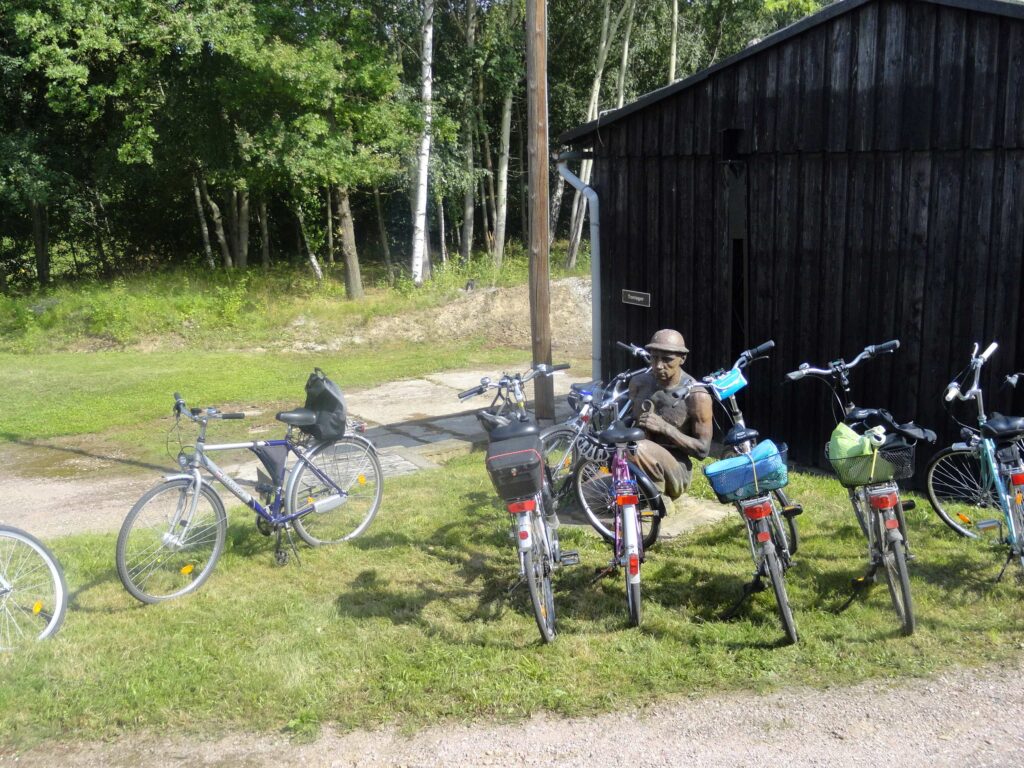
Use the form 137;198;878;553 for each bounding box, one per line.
556;151;601;380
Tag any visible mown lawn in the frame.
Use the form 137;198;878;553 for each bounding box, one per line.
2;455;1022;747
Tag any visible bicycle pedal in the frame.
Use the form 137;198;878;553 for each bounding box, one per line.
559;550;580;566
782;504;803;518
274;549;289;566
900;499;916;512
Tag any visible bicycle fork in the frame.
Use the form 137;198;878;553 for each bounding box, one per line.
162;469;205;550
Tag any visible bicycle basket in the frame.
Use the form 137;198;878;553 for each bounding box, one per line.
825;441;915;487
302;368;348;441
704;440;788;503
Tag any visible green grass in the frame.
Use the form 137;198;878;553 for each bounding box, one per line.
2;457;1022;747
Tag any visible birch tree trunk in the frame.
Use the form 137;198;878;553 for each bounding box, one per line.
616;1;636;109
669;0;679;83
436;194;448;264
460;0;477;263
31;202;49;287
335;186;363;298
294;205;324;281
410;0;434;285
192;175;216;270
548;175;565;248
326;186;335;265
258;200;270;270
236;188;250;268
373;186;394;282
226;188;238;265
493;89;513;268
199;178;233;268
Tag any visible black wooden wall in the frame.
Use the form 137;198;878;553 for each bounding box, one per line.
584;0;1024;472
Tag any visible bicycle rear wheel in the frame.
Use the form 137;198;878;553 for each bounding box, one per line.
926;447;1000;539
524;514;556;643
540;426;580;501
290;436;383;546
879;531;915;635
116;479;227;604
622;506;642;627
0;526;67;650
576;458;661;549
763;544;798;645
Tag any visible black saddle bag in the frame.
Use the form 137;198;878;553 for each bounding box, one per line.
302;368;347;441
485;435;544;502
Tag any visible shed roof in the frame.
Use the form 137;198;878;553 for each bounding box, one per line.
558;0;1024;145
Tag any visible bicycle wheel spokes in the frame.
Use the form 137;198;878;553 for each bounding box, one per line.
525;515;556;643
0;527;67;651
880;536;915;635
291;437;383;546
116;480;226;604
540;426;579;498
926;448;1001;539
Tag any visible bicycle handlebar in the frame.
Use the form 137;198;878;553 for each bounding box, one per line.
456;363;569;401
786;339;901;382
616;340;652;362
171;393;245;421
980;341;999;362
746;340;775;360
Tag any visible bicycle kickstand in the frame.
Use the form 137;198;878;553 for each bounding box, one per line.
995;551;1014;583
720;576;765;621
274;527;302;567
590;563;617;584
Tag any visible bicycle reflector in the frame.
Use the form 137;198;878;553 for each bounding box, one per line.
868;490;899;510
616;494;639;506
1010;472;1024;486
32;600;42;615
628;553;640;576
740;499;773;520
507;499;536;514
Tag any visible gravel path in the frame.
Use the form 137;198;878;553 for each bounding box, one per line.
6;661;1022;767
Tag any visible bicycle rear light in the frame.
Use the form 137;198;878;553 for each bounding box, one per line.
740;499;772;520
628;553;639;576
884;518;900;530
507;499;536;514
868;490;899;510
616;494;639;506
755;531;771;543
1010;472;1024;486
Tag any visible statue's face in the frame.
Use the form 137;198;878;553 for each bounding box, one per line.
651;352;684;386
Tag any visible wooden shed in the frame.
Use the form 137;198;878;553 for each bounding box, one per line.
559;0;1024;470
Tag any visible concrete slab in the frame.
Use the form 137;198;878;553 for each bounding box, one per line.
428;414;484;438
658;495;733;539
345;379;469;423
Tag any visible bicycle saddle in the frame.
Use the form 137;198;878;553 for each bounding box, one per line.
723;424;759;447
276;408;317;426
981;413;1024;442
489;419;539;442
597;421;646;445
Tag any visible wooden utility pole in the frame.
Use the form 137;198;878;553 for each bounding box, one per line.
526;0;554;420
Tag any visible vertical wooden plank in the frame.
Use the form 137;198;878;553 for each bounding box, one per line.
968;15;1001;149
984;151;1022;382
747;155;777;436
873;154;904;414
661;96;678;158
678;89;694;156
797;153;826;459
800;28;827;152
934;7;967;150
877;0;907;151
690;156;716;375
714;66;738;140
736;61;754;154
694;80;713;155
903;1;937;150
754;47;778;153
821;155;849;370
844;154;874;351
660;157;679;334
852;3;879;153
772;154;799;445
1004;25;1024;148
677;155;696;351
826;14;853;153
714;164;733;360
952;152;994;347
777;39;801;153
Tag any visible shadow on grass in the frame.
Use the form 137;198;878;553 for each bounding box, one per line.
0;433;167;473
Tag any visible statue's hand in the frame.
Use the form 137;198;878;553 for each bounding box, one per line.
638;411;668;435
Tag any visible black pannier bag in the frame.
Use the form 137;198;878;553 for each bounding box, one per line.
485;435;544;501
302;368;348;441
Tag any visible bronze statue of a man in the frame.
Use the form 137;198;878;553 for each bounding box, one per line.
628;329;713;510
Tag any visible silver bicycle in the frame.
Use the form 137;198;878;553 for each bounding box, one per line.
0;525;67;650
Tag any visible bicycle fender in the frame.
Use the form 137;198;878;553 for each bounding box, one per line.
160;473;221;495
515;512;532;551
951;442;972;452
626;461;667;517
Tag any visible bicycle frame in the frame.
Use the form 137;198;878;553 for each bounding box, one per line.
608;444;643;577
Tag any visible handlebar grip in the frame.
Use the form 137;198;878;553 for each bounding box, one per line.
748;340;775;358
785;370;806;382
980;341;998;361
615;341;634;352
458;385;484;400
222;412;245;420
551;363;571;372
944;384;960;402
868;339;900;356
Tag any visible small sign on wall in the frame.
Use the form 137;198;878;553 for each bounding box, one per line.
621;289;651;308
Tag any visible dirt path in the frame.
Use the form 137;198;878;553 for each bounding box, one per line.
5;661;1022;767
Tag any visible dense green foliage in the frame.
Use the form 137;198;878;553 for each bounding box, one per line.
1;1;823;290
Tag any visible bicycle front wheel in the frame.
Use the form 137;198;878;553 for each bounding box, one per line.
524;514;556;643
540;426;580;500
763;544;798;645
0;526;67;650
289;436;383;546
880;532;915;635
116;479;227;604
926;447;1000;539
576;458;661;549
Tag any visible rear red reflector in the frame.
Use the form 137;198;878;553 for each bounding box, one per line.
885;518;900;530
1011;473;1024;486
518;530;530;540
507;499;536;514
869;491;899;510
756;531;771;543
742;500;773;520
628;554;639;575
616;494;639;506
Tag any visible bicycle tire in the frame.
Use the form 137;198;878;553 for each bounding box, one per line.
576;458;661;549
116;478;227;604
926;447;1000;539
289;436;383;546
773;487;800;555
540;425;581;501
524;514;556;643
879;530;915;635
622;505;642;627
763;544;798;645
0;526;67;650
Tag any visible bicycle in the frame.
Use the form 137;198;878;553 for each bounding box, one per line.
459;363;578;643
540;341;664;548
0;525;67;651
702;340;802;644
116;379;382;604
926;342;1024;582
788;340;934;636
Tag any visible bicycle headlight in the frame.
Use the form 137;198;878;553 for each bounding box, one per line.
177;450;190;469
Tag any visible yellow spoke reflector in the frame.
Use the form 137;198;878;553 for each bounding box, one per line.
180;564;195;575
598;467;611;475
32;601;43;615
307;497;315;504
357;474;367;485
957;513;973;525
